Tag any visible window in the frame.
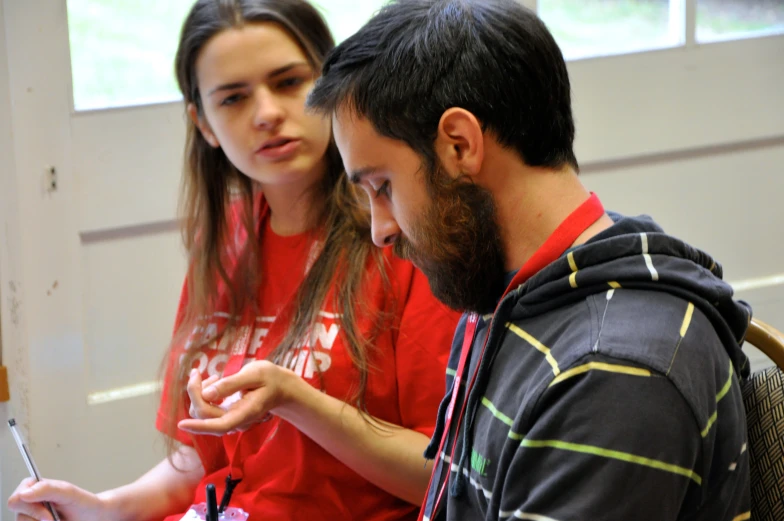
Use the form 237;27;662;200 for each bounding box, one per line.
67;0;387;112
537;0;681;60
313;1;387;44
68;0;782;111
697;0;784;42
67;0;195;111
538;0;784;61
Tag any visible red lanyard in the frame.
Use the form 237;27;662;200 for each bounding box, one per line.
421;193;605;520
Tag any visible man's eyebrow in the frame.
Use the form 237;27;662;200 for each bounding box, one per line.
348;166;380;184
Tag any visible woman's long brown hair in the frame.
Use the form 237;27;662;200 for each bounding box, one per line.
163;0;389;469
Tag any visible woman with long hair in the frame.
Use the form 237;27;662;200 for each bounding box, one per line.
8;1;459;519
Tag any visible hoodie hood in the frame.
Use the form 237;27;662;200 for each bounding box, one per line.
507;212;751;378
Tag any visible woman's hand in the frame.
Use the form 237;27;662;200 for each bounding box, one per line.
178;361;303;435
179;360;434;505
8;477;110;521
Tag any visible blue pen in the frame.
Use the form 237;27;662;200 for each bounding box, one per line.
8;419;61;521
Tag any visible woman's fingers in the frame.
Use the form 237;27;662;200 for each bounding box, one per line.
182;362;295;433
8;479;62;521
201;374;220;389
186;369;225;420
9;500;55;521
180;386;273;435
201;361;284;404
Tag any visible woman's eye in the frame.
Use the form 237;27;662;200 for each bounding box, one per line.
221;93;245;106
278;77;304;89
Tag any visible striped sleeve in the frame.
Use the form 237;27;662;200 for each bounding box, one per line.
498;354;701;521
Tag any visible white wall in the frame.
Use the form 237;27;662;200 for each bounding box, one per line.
0;0;33;516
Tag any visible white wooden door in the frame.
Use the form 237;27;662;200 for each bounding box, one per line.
0;0;188;513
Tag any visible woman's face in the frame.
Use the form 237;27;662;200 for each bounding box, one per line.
191;22;331;190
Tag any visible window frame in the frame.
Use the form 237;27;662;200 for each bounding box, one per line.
523;0;784;167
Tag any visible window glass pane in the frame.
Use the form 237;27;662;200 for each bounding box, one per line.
697;0;784;42
67;0;194;111
538;0;680;61
67;1;387;112
313;1;388;44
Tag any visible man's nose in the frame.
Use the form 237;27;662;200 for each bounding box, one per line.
369;200;401;248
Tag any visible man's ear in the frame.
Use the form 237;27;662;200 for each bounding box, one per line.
187;103;220;148
434;108;484;180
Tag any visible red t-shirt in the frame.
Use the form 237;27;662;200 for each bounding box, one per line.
156;199;460;520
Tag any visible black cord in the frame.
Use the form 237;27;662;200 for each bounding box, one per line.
219;474;243;513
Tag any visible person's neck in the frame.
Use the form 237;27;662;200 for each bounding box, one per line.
481;150;613;271
261;181;324;237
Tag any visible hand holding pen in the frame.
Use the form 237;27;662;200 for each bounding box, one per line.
7;419;109;521
8;419;61;521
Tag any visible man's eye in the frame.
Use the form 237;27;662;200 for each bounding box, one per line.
375;180;391;198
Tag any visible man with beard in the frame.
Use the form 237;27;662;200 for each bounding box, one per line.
307;1;752;520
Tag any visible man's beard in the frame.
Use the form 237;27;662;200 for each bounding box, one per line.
393;164;506;314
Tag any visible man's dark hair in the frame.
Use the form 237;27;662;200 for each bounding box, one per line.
308;0;578;172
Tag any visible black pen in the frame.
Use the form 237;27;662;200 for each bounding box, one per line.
206;483;219;521
8;419;61;521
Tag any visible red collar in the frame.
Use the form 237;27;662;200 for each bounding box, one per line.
501;192;605;300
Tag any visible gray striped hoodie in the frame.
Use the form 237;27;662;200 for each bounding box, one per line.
421;213;751;521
